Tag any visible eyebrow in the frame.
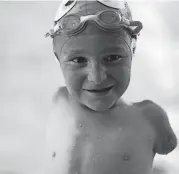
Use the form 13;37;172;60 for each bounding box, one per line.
100;46;128;55
64;49;87;56
64;46;128;57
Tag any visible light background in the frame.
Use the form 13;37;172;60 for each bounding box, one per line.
0;1;179;174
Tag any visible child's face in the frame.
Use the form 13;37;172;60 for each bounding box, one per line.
54;28;132;111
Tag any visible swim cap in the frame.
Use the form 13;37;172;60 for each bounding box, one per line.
50;0;142;55
54;0;132;23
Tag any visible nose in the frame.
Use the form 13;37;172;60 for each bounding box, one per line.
87;63;107;84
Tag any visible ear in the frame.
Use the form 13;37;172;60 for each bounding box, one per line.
131;37;137;56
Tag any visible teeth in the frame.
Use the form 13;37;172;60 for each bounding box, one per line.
88;86;112;92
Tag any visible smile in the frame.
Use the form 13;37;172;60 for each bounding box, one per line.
85;85;114;93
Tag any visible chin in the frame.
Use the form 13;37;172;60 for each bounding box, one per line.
84;99;117;112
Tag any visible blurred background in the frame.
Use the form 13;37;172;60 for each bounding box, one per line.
0;1;179;174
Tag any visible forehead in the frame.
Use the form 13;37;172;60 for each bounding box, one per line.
58;34;131;57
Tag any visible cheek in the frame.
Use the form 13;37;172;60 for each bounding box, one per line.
110;59;131;82
61;67;85;89
113;67;131;85
111;66;131;97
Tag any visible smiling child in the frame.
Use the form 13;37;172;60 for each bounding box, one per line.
45;1;177;174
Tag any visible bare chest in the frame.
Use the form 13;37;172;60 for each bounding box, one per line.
65;108;155;174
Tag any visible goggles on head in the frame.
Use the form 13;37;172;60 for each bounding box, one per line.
45;10;143;38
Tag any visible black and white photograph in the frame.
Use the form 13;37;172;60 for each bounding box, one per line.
0;0;179;174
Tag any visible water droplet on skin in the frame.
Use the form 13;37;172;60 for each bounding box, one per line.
122;153;130;161
76;120;83;128
78;123;82;127
123;156;129;160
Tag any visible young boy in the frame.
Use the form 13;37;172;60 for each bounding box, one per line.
45;1;177;174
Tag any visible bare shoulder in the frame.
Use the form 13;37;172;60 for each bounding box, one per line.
53;86;69;103
45;86;73;174
135;100;166;119
49;86;72;118
135;100;178;154
46;86;70;136
46;86;69;134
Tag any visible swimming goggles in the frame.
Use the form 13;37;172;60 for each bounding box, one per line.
45;10;143;38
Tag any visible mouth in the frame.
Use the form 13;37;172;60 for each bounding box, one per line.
85;85;114;93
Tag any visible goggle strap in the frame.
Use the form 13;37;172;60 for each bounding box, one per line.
121;17;130;25
129;21;143;35
45;23;61;37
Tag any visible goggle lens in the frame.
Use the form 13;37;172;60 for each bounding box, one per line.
61;15;80;30
99;11;119;24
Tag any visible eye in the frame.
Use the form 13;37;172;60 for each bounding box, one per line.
104;55;123;62
71;57;87;64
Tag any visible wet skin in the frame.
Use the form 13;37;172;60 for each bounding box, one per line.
46;21;177;174
53;27;132;111
45;87;177;174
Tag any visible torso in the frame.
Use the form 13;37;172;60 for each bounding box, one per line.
46;87;156;174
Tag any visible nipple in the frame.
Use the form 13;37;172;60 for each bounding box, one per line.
52;152;56;159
